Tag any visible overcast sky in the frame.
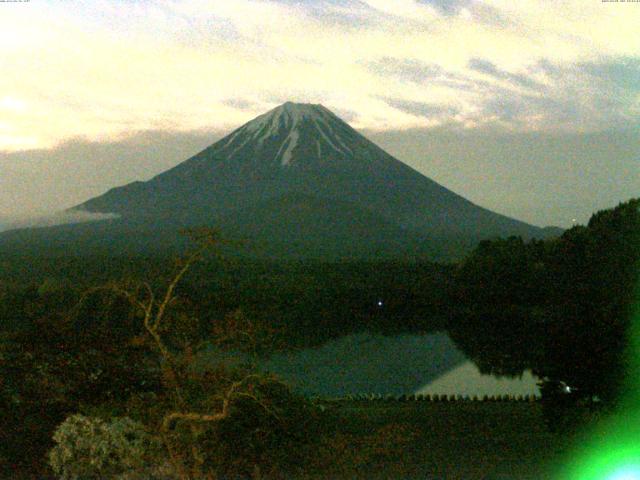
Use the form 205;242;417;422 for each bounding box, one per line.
1;0;639;228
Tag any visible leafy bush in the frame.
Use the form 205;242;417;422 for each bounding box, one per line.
48;414;161;479
161;369;322;479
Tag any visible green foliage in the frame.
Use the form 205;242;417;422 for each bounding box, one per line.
183;371;322;479
541;199;640;400
448;236;549;376
3;199;638;477
449;198;640;403
0;256;452;348
48;415;161;480
0;283;159;476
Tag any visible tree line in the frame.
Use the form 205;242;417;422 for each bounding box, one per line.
447;198;640;404
0;198;637;477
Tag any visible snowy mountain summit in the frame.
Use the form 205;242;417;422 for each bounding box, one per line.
61;101;555;260
211;102;358;167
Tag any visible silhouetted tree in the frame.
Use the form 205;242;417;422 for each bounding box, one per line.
448;199;640;403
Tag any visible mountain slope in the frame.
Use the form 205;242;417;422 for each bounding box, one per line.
80;103;543;237
1;102;558;260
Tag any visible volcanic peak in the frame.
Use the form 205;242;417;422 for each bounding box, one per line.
217;102;354;166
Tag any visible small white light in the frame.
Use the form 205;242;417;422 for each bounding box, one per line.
377;301;383;307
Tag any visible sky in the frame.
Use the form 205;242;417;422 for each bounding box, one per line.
0;0;639;228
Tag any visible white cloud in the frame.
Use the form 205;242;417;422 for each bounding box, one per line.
0;210;119;233
358;0;438;19
0;0;638;151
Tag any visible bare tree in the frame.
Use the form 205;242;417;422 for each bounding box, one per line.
76;229;284;479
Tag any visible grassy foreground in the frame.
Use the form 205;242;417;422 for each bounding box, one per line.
318;400;575;480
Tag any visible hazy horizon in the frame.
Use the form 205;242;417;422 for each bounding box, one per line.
1;1;639;230
1;121;638;231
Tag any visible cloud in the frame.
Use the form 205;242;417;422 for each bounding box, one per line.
0;129;220;219
357;0;437;19
367;57;445;84
1;121;638;230
416;0;471;16
471;58;640;131
578;57;640;98
467;58;544;90
370;54;640;131
0;210;120;233
0;0;639;151
367;126;640;228
382;98;460;119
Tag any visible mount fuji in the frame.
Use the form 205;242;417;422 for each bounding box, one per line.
0;102;559;260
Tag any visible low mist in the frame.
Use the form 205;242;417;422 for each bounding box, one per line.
0;210;119;233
